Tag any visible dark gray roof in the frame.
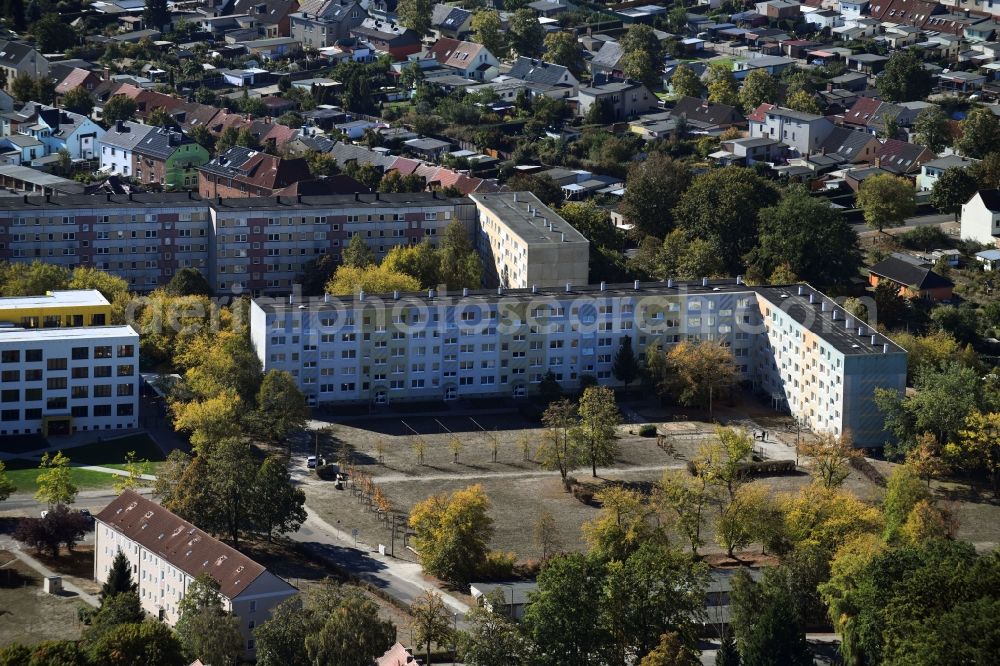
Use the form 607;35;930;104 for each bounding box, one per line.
976;189;1000;212
819;126;874;159
0;40;39;67
132;127;193;160
431;3;471;29
591;41;623;69
868;256;954;290
507;57;572;86
669;96;744;127
99;120;156;151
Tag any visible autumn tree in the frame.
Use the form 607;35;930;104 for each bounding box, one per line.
856;173;916;233
639;631;699;666
409;484;495;585
657;468;713;555
543;31;584;75
800;432;860;489
0;461;16;503
784;89;821;115
326;264;421;296
905;432;950;487
715;482;777;559
670;63;705;98
706;62;738;107
533;509;563;561
583;486;661;561
956;107;1000;158
410;591;453;665
660;340;738;418
573;386;620;477
538;398;582;483
953;410;1000;496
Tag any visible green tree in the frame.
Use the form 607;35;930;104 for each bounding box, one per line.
342;233;375;268
670;63;705;98
165;267;210;296
657;341;738;418
437;219;481;289
509;8;544;57
383;238;440;287
207;438;257;547
747;184;861;287
735;572;812;666
0;460;15;503
913;105;951;153
784;89;820;115
657;468;713;556
102;96;137;126
397;0;432;35
930;167;978;220
970;151;1000;189
67;266;129;303
715;483;772;558
506;173;563;206
738;69;779;113
583;486;660;562
472;10;506;58
31;14;74;53
619;24;662;89
574;385;620;477
142;0;170;30
620;154;691;238
175;574;243;666
326;264;421;295
602;544;708;663
254;370;309;446
674;166;780;273
0;260;69;296
856;173;916;233
35;451;77;507
640;631;700;666
87;620;185;666
100;550;136;601
410;591;453;666
186;124;215;152
61;86;94;116
707;62;738;107
251;455;306;542
408;484;495;585
543;31;583;75
883;464;930;542
877;50;933;102
85;591;145;642
458;588;529;665
538;398;582;483
10;72;34;103
956;107;1000;159
715;633;740;666
523;552;609;666
612;335;640;393
112;451;149;495
954;410;1000;496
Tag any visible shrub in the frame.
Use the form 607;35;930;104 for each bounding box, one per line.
571;484;595;505
315;464;338;481
638;424;658;437
479;551;517;581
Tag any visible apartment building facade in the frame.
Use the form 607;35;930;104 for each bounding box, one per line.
0;326;139;437
249;280;907;448
0;192;476;294
95;490;298;660
471;192;589;289
0;289;112;328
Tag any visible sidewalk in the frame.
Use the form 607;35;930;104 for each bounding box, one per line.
1;537;100;607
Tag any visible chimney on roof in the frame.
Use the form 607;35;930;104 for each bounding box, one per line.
116;119;125;132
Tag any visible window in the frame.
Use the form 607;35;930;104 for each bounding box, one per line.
1;350;19;363
94;366;112;378
94;404;111;417
71;347;89;360
94;385;112;398
25;349;41;362
1;409;18;422
71;386;88;399
1;389;17;402
117;365;134;377
72;367;89;379
116;404;134;417
117;345;135;357
1;370;18;382
94;346;112;359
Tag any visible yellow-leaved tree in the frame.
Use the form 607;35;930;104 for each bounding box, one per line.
408;484;494;586
325;264;420;296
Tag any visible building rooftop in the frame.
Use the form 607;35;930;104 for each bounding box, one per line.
96;490;294;600
0;290;109;312
0;325;136;342
469;191;588;247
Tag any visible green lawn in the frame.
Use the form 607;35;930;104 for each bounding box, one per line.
2;461;123;493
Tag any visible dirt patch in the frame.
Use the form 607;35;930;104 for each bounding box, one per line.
34;546;99;595
0;554;86;646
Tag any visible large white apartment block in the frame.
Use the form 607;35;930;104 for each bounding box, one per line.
0;324;139;436
0;192;476;294
249;280;907;448
95;490;297;660
471;191;589;289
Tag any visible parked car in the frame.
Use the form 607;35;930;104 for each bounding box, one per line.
307;456;317;469
79;508;93;524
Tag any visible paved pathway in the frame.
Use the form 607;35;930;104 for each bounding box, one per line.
291;507;471;620
0;535;100;607
372;462;688;484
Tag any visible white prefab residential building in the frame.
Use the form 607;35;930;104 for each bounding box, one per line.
94;490;298;660
961;189;1000;247
0;324;139;436
749;104;835;156
471;191;589;289
249;280;907;448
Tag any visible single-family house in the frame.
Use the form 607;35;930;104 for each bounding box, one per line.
226;0;301;37
667;96;745;133
0;133;44;164
403;136;452;160
245;36;302;60
839;0;868;19
818;126;881;164
748;103;835;156
350;18;421;60
873;138;933;175
469;581;538;620
430;3;473;39
917;155;977;191
733;55;796;80
868;255;955;301
804;9;844;29
13;104;105;160
0;41;48;83
845;52;889;74
576;81;657;121
290;0;366;49
98;120;156;177
715;137;787;165
975;248;1000;270
55;67;103;97
961;189;1000;247
132;127;210;189
590;40;624;82
755;0;800;19
199;146;312;197
506;57;580;91
868;0;944;29
426;39;499;81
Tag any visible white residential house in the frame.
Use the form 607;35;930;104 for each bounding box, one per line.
12;104;105;160
748;104;835;156
94;491;298;661
98;120;156;177
803;9;845;29
839;0;869;19
916;155;977;191
961;189;1000;247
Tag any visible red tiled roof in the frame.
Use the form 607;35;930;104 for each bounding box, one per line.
748;103;775;123
389;157;422;174
95;490;281;600
843;97;882;126
56;68;96;95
